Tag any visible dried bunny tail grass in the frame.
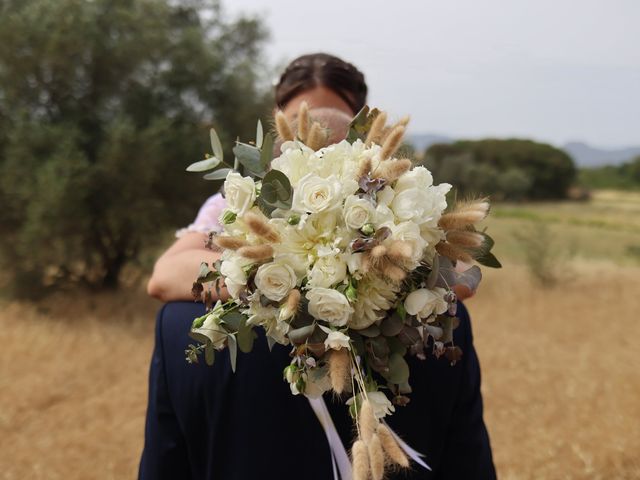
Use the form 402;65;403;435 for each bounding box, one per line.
379;125;406;160
360;252;372;274
279;289;301;321
236;245;273;260
244;212;280;243
365;111;388;146
377;158;412;183
435;241;473;263
352;439;370;480
396;115;410;128
370;245;388;261
359;400;377;443
297;101;309;142
446;230;484;248
387;240;413;261
438;198;490;230
368;433;385;480
377;424;410;468
275;110;294;141
357;157;373;178
328;348;351;394
213;236;247;250
382;262;407;282
306;121;328;150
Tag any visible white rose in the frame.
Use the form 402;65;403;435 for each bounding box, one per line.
394;166;433;192
192;301;227;349
306;288;354;327
404;287;448;320
255;262;297;301
377;186;395;206
343;195;375;229
390;187;430;222
308;255;347;288
391;221;428;265
323;329;351;351
271;143;317;186
224;172;256;216
292;174;342;213
220;259;247;299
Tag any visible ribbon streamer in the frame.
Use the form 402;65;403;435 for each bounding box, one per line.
308;397;432;479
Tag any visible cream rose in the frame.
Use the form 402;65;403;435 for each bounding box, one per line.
292;173;342;213
404;287;448;320
394;166;433;192
307;255;347;288
223;172;256;216
306;288;354;327
255;262;297;301
220;258;247;299
323;329;351;351
343;195;375;230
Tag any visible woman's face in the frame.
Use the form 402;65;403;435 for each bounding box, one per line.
280;85;354;121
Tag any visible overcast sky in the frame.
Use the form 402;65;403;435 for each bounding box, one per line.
226;0;639;148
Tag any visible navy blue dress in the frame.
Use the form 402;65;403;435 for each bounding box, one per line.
139;301;496;479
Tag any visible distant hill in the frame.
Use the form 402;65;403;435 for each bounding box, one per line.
408;134;640;168
561;142;640;168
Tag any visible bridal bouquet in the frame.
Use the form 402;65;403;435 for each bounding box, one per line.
185;105;500;478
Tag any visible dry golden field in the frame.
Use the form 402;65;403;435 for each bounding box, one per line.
1;190;639;479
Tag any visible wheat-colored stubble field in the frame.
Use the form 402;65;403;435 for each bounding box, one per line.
1;191;639;479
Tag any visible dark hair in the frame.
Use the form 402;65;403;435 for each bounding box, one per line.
275;53;368;115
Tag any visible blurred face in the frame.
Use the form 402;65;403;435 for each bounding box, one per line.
280;85;354;121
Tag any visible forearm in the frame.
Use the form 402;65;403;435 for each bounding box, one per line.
147;249;222;302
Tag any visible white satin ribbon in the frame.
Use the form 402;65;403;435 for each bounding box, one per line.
307;396;352;480
308;397;432;479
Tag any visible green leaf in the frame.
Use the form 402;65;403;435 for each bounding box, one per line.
386;336;407;356
203;168;232;181
380;313;404;337
260;132;274;168
227;334;238;372
237;318;255;353
358;324;381;338
186;157;220;172
256;120;264;148
258;169;293;215
210;128;224;162
476;251;502;268
220;311;245;331
205;343;215;366
188;331;210;345
397;325;422;346
385;353;410;384
233;142;265;176
288;324;316;345
347;105;382;142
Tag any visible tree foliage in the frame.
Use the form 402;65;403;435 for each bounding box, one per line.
0;0;272;290
422;139;576;201
578;156;640;191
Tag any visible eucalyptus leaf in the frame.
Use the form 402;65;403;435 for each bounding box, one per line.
427;254;440;289
188;331;210;345
385;353;410;384
476;251;502;268
227;334;238;372
258;169;292;215
436;256;483;291
203;168;232;181
210;128;224;162
288;324;316;345
386;336;407;356
197;262;209;281
266;335;276;351
380;314;404;337
220;311;245;331
347;106;382;142
233;142;264;176
256;119;264;148
438;316;454;344
186;157;220;172
205;343;215;366
358;324;381;338
397;325;422;346
237;318;255;353
260;132;274;168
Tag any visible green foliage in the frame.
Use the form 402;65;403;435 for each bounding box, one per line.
423;139;576;201
0;0;272;291
578;156;640;191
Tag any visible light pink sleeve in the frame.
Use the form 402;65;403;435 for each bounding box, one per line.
175;193;227;238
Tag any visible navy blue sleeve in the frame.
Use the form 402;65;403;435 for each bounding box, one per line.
437;302;496;479
138;304;192;480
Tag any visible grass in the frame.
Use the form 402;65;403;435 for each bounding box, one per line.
1;190;640;479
